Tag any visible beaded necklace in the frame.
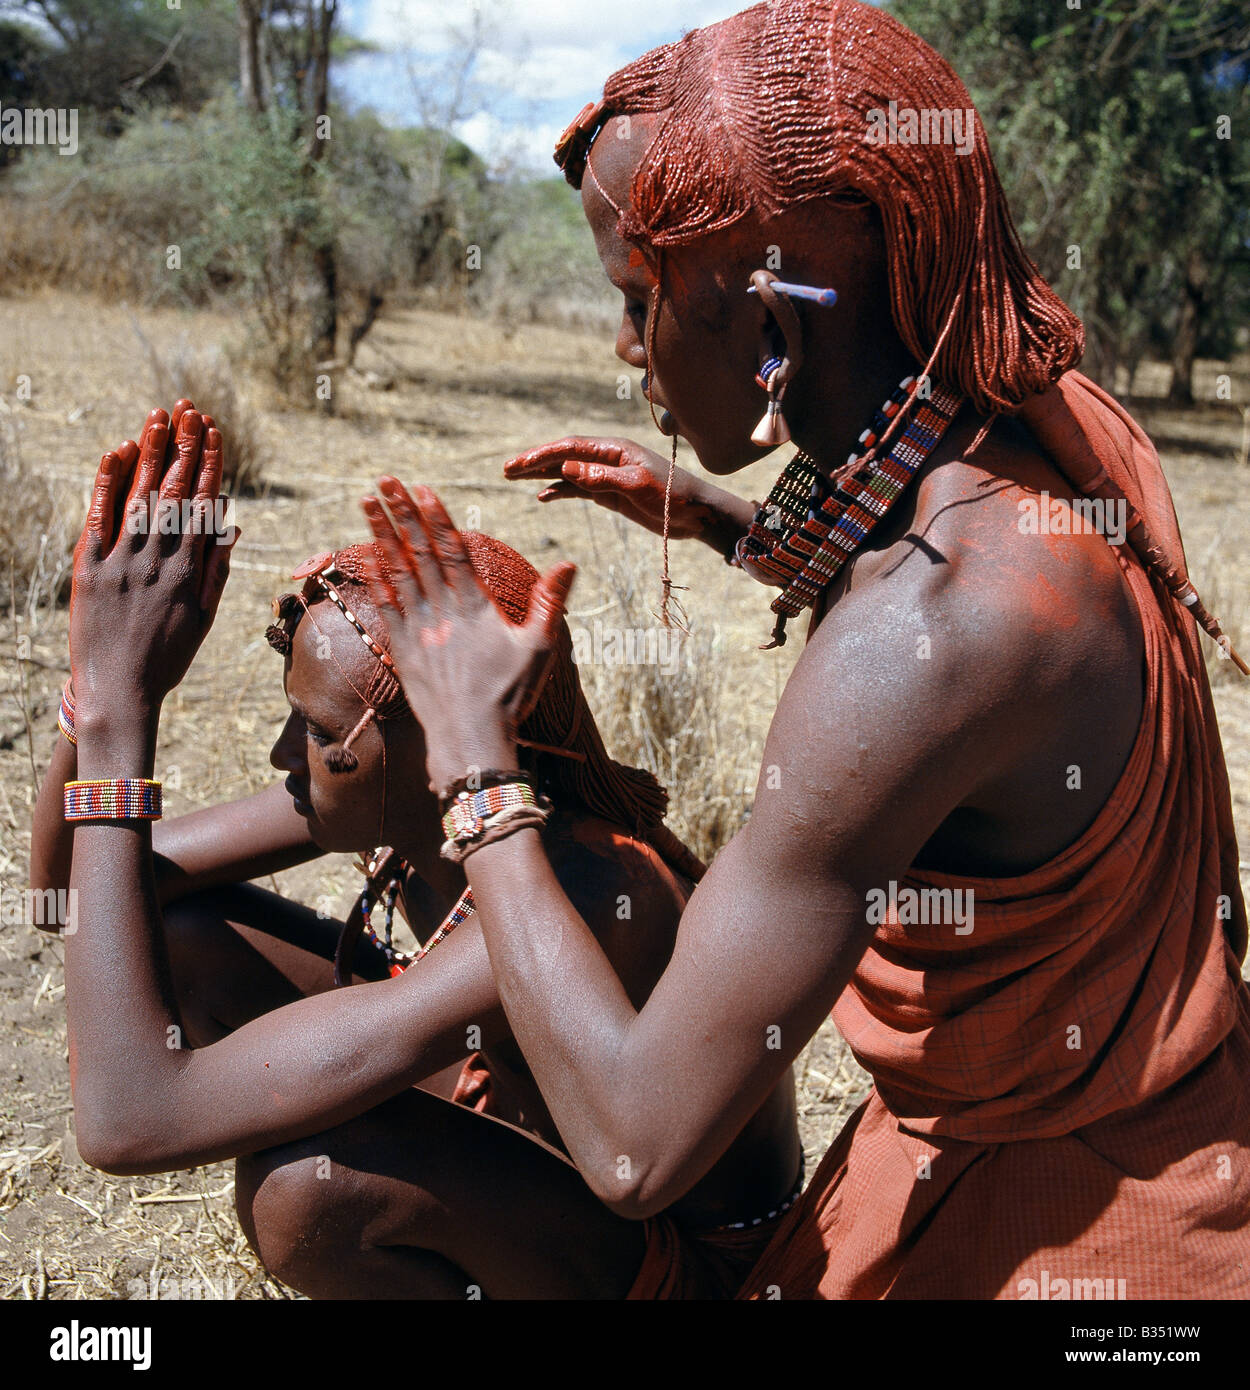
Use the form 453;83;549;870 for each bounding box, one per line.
736;375;965;646
354;848;476;977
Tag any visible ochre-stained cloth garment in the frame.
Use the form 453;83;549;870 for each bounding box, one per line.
732;373;1250;1299
626;1210;793;1299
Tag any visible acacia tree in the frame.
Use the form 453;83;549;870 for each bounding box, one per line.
1;0;235;114
890;0;1250;403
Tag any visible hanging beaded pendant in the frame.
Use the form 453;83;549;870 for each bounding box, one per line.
354;850;477;977
736;375;965;645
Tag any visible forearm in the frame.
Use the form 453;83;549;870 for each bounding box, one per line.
90;964;507;1174
465;829;686;1208
65;714;503;1170
29;733;78;924
151;781;322;905
33;744;318;917
64;709;190;1161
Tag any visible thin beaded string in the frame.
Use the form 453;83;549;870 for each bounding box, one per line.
356;857;476;978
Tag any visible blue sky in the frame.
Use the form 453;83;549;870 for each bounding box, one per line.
334;0;750;173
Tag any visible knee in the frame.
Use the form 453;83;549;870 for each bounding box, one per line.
236;1143;358;1293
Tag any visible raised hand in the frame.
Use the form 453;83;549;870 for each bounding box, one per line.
69;399;196;626
360;477;575;796
69;405;238;715
504;436;719;540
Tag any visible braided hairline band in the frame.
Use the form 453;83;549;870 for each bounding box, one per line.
271;560;589;765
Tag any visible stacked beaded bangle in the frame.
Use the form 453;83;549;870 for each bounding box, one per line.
57;679;76;746
64;778;163;821
439;779;551;863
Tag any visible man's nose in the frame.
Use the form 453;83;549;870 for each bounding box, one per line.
270;713;305;773
616;320;646;369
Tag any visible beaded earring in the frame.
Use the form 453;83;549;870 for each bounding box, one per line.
752;355;792;448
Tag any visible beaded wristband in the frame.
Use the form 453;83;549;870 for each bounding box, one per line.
438;767;533;813
441;780;540;844
440;804;552;864
64;778;163;821
57;679;76;746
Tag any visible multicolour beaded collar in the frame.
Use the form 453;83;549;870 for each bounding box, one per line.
735;375;965;646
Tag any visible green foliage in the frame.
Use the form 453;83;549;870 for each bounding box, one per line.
0;0;236;117
889;0;1250;395
0;0;612;390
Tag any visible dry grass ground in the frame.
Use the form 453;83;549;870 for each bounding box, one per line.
0;289;1245;1298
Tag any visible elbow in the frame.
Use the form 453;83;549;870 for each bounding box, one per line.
72;1098;179;1177
73;1121;146;1177
599;1190;669;1223
586;1155;681;1223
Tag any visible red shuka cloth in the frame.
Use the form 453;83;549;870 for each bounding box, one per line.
730;373;1250;1299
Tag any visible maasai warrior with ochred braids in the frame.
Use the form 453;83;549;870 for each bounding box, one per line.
373;0;1244;1297
33;401;802;1298
35;0;1250;1299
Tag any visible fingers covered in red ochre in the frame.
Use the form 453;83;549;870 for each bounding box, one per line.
128;409;170;517
504;438;624;480
377;476;451;603
194;425;224;506
410;483;485;604
160;408;204;501
84;451;127;555
360;493;422;614
526;562;577;643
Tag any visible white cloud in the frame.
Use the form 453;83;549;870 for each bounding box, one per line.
339;0;754;169
356;0;746;54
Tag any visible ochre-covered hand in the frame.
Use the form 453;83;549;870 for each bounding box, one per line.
360;477;574;796
69;403;237;716
504;436;718;541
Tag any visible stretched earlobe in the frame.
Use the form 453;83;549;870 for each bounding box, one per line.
748;270;805;448
751;357;793;447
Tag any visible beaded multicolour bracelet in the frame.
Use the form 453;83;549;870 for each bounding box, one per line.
64;778;163;821
57;679;76;746
439;779;551;863
441;780;539;842
438;767;533;814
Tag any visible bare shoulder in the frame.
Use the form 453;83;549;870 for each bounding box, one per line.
834;416;1143;699
800;413;1147;870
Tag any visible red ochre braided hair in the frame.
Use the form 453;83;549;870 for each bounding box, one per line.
555;0;1246;669
266;533;671;838
556;0;1083;416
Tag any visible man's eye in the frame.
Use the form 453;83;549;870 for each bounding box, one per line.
306;725;332;747
626;299;647;323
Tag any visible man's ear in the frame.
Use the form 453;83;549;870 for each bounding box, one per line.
747;271;806;448
749;270;805;390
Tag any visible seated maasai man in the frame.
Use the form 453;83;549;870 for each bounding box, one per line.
328;0;1241;1298
31;401;802;1298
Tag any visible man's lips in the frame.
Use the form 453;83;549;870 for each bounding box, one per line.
285;778;312;815
640;373;673;420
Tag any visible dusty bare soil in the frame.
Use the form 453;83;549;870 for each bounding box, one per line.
0;290;1245;1298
